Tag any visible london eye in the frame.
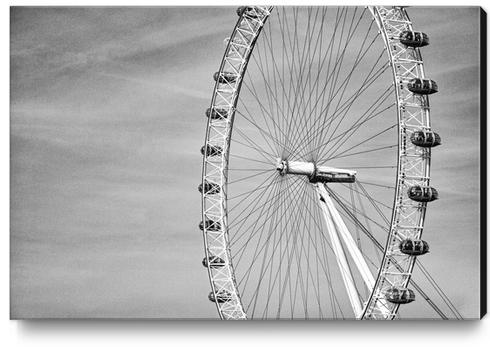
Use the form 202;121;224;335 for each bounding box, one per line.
200;5;461;320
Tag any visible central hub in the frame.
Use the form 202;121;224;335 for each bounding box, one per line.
276;159;356;183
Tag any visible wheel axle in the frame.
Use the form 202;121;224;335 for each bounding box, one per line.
276;158;356;183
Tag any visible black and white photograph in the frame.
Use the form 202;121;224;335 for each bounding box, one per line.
6;1;486;337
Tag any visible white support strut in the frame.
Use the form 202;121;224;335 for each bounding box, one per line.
316;185;363;317
318;184;376;292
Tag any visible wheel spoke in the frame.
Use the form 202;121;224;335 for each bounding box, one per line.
200;6;457;321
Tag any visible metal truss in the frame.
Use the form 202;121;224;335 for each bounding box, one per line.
201;6;273;320
361;6;433;319
201;5;434;320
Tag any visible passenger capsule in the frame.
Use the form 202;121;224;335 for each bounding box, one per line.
198;181;221;194
237;6;260;18
202;255;226;268
410;130;441;147
399;239;430;256
201;145;223;157
407;185;439;202
208;290;233;303
199;219;221;232
213;71;238;84
205;107;229;120
407;78;438;95
399;31;429;47
385;287;415;304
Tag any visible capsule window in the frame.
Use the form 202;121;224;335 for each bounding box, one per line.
410;187;420;197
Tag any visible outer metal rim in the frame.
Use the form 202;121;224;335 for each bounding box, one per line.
200;5;433;320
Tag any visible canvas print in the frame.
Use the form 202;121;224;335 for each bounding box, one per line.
10;5;485;320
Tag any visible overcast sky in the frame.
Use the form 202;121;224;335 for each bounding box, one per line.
10;7;481;319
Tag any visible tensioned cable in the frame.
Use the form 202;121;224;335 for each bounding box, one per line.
327;187;452;319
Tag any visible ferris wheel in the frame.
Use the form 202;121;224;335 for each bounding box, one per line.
199;6;454;320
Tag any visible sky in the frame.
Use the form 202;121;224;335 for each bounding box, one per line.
10;6;482;319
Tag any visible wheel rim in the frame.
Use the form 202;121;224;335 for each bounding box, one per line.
201;6;438;320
